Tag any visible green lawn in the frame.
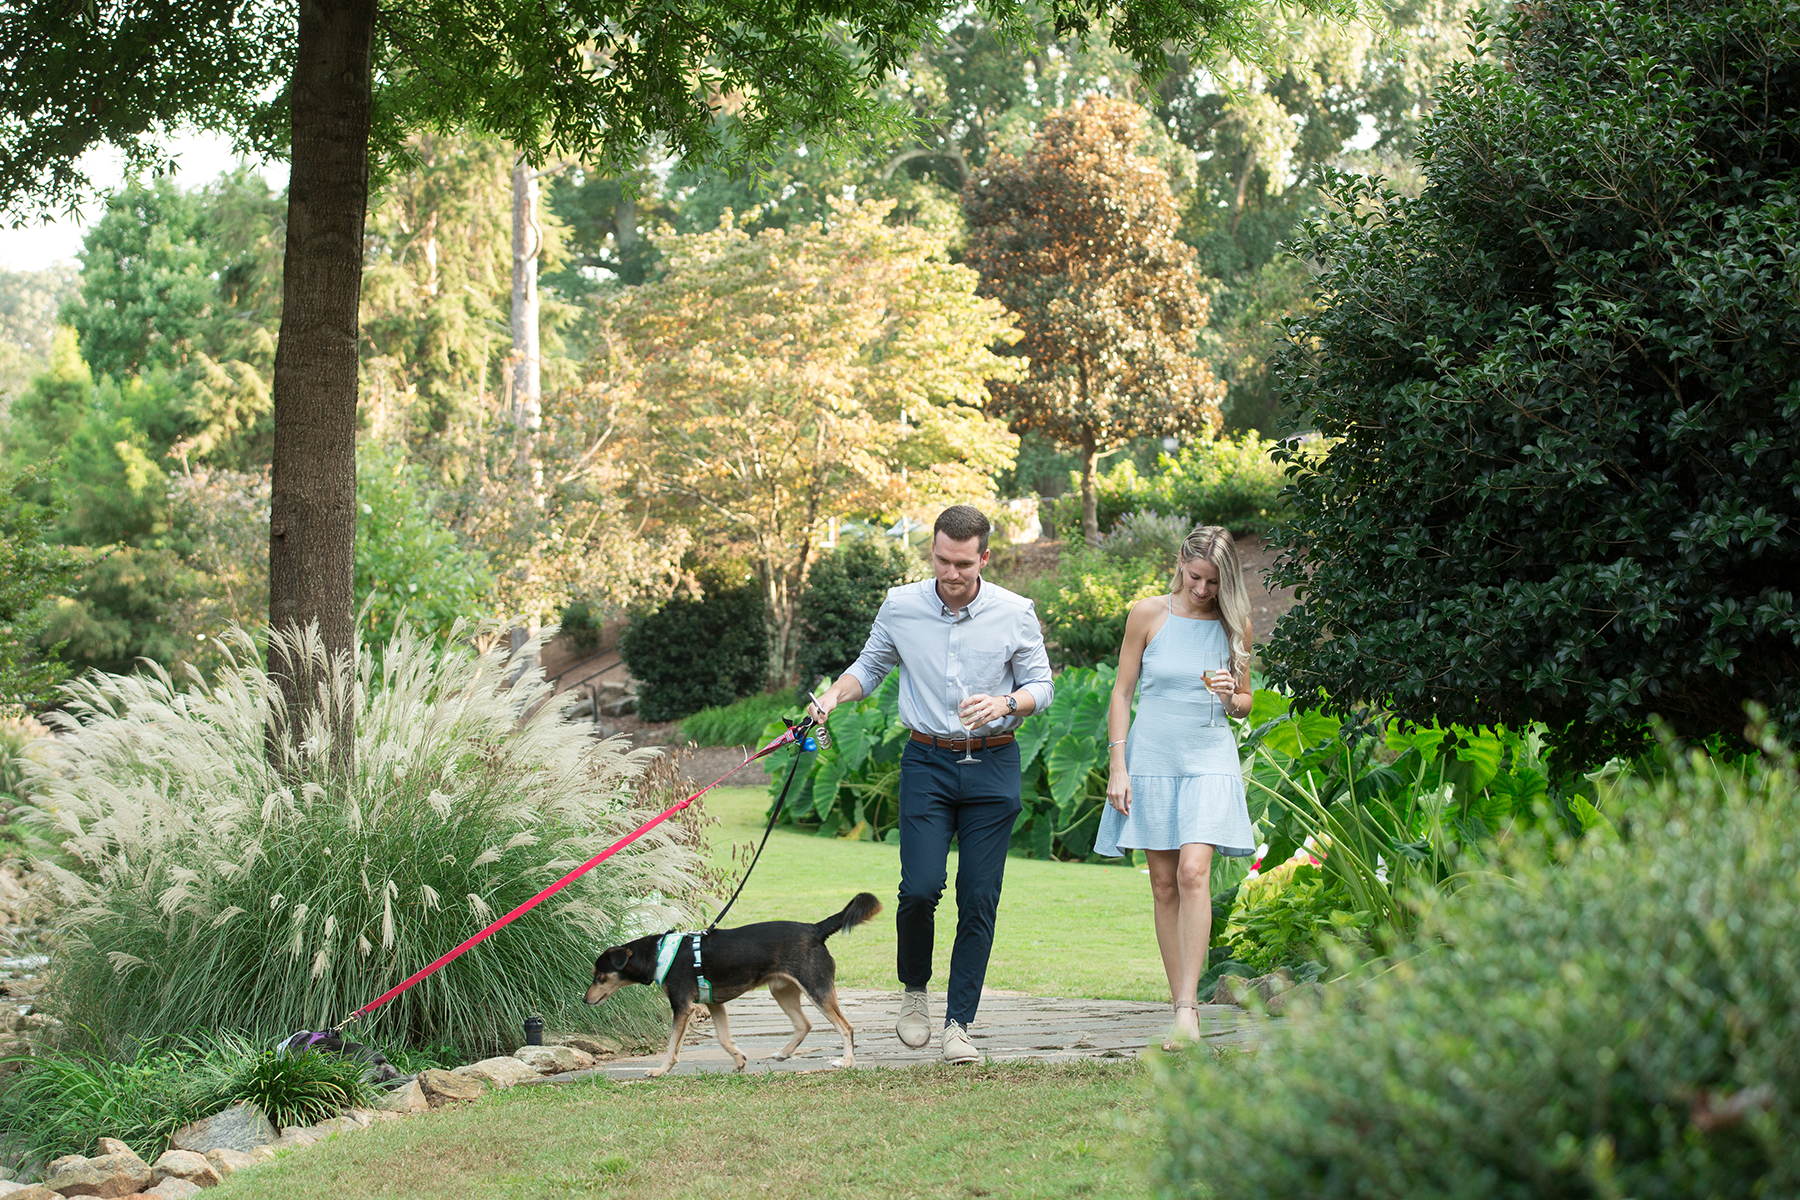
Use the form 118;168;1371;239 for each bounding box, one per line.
699;787;1171;1003
211;1062;1157;1200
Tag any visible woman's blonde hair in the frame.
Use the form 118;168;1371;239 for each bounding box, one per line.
1173;525;1252;675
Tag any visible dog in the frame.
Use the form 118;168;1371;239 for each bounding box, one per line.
585;892;881;1078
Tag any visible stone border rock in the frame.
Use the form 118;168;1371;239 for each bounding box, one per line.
5;1039;620;1197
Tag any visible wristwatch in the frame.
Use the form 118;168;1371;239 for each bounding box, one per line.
1006;694;1018;714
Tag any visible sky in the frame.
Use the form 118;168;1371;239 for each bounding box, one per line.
0;131;288;272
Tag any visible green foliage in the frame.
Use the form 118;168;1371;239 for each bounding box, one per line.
1220;860;1359;975
1046;433;1290;539
619;577;768;723
1153;737;1800;1199
678;690;801;748
229;1047;375;1129
768;666;1130;861
0;0;1296;219
1264;0;1800;766
1035;546;1168;668
795;538;923;689
0;1034;373;1167
0;262;78;407
354;444;495;647
22;626;701;1056
0;464;77;705
556;598;607;657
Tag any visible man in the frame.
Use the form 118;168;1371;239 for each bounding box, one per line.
808;505;1054;1064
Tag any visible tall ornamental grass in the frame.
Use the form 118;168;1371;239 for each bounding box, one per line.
23;625;703;1056
1153;730;1800;1199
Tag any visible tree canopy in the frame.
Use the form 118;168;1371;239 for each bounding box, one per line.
1263;0;1800;766
964;95;1222;543
601;199;1021;684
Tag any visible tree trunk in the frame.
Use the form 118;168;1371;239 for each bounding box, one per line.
267;0;376;764
511;155;542;494
1080;433;1101;546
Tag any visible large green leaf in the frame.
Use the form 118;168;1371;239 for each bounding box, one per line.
1048;733;1098;810
1259;709;1341;757
1016;711;1054;772
810;741;849;820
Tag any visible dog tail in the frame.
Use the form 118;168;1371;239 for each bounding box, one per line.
813;892;883;941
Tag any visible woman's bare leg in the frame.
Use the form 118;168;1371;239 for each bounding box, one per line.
1173;842;1215;1038
1145;849;1183;1003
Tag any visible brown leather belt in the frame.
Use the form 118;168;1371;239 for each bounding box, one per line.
909;730;1015;751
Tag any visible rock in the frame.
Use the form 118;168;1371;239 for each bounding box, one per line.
558;1034;620;1058
0;1183;60;1199
44;1148;153;1197
599;696;636;717
453;1055;539;1089
1214;969;1295;1009
149;1150;219;1189
202;1149;255;1180
96;1140;136;1159
344;1108;375;1128
277;1127;319;1146
373;1079;427;1114
1265;982;1324;1017
418;1068;487;1106
513;1044;593;1074
169;1102;278;1155
147;1181;203;1200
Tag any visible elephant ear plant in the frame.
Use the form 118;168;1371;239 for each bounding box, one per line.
21;624;704;1057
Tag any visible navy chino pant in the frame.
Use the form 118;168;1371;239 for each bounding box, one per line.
895;738;1022;1027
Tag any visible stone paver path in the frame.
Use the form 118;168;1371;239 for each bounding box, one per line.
525;989;1261;1084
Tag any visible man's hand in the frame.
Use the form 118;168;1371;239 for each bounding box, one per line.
957;693;1011;730
806;676;864;725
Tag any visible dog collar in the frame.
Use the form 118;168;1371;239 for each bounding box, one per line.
653;932;683;986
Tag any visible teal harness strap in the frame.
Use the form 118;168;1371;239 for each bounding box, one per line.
653;932;682;986
653;931;715;1004
690;933;714;1004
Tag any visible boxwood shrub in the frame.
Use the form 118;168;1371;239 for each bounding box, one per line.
619;576;768;722
1152;735;1800;1199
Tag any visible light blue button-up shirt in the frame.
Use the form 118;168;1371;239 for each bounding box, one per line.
842;578;1055;738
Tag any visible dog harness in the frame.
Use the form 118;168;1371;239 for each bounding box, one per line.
652;931;715;1004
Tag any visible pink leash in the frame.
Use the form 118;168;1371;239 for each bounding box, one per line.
337;725;802;1028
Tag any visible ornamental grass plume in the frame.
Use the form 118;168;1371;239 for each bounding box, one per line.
22;624;703;1056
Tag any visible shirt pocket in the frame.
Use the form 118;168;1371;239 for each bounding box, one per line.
955;649;1008;698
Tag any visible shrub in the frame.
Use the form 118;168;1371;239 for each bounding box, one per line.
1153;736;1800;1199
1036;545;1167;668
355;444;494;647
795;538;922;690
0;463;76;706
678;689;801;747
620;576;768;722
0;1034;373;1167
556;598;607;657
1047;434;1288;539
22;625;701;1056
1263;0;1800;766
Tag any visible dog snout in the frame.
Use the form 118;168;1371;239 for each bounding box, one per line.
584;977;621;1005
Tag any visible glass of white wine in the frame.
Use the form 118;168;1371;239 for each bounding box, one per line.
956;679;982;764
1204;657;1231;727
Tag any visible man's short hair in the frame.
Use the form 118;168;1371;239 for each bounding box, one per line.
934;505;991;553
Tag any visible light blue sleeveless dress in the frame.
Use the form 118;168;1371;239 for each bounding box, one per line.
1094;602;1256;858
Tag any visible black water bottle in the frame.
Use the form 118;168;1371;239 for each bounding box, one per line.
524;1014;544;1046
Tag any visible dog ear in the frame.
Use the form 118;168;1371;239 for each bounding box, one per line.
608;946;630;971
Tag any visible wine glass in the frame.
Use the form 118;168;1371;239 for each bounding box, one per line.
955;678;982;764
1204;657;1230;727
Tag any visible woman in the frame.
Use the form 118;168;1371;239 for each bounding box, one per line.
1095;525;1256;1046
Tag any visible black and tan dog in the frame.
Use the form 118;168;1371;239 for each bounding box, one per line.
585;893;881;1077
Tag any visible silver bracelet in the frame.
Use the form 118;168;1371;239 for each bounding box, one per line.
1107;739;1127;748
